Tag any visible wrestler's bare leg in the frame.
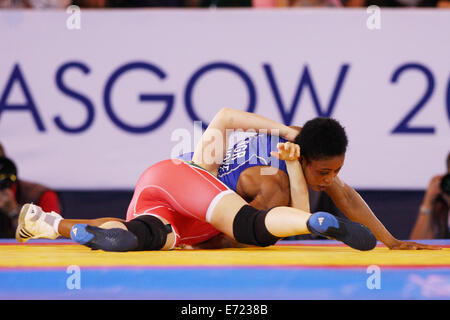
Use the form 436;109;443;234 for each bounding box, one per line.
57;218;126;238
208;192;377;251
209;193;311;239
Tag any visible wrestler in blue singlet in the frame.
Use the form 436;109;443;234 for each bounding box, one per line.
177;133;288;191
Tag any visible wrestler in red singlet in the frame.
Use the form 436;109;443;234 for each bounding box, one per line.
126;159;234;248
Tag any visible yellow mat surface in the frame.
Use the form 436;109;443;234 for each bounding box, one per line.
2;243;449;268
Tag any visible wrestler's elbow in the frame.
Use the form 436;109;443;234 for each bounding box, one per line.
214;107;239;129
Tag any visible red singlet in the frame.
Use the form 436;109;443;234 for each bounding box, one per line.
126;159;234;248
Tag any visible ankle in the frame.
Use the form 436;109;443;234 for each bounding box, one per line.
52;216;62;235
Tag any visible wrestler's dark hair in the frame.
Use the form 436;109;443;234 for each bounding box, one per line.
294;117;348;161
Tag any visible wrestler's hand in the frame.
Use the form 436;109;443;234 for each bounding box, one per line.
387;239;442;250
270;142;300;161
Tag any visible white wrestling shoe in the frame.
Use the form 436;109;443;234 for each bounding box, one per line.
15;203;61;243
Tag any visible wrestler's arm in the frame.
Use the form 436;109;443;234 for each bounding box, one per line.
192;108;298;176
270;142;310;212
325;177;440;250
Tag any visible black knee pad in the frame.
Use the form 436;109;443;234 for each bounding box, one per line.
233;205;281;247
123;215;173;251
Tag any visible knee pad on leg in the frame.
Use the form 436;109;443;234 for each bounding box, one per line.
232;205;280;247
123;215;172;251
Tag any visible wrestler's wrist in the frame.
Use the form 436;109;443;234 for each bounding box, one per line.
281;127;298;141
383;237;400;249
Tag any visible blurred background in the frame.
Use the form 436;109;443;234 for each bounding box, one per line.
0;3;449;240
1;0;450;8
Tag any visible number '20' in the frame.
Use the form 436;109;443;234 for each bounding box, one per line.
391;63;450;134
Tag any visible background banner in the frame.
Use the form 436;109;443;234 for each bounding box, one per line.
0;9;449;190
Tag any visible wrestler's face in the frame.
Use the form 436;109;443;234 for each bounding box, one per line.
300;154;345;191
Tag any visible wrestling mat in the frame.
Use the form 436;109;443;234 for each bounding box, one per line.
1;239;449;300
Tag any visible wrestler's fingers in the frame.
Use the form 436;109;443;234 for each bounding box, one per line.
277;142;286;151
288;143;295;159
287;142;300;160
270;151;281;159
415;244;442;250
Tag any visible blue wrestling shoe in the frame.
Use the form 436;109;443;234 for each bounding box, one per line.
307;212;377;251
70;224;138;252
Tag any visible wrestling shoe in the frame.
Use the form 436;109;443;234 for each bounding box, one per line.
307;211;377;251
15;203;61;243
70;224;138;252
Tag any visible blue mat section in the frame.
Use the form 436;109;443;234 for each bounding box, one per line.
1;239;449;300
1;266;449;300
